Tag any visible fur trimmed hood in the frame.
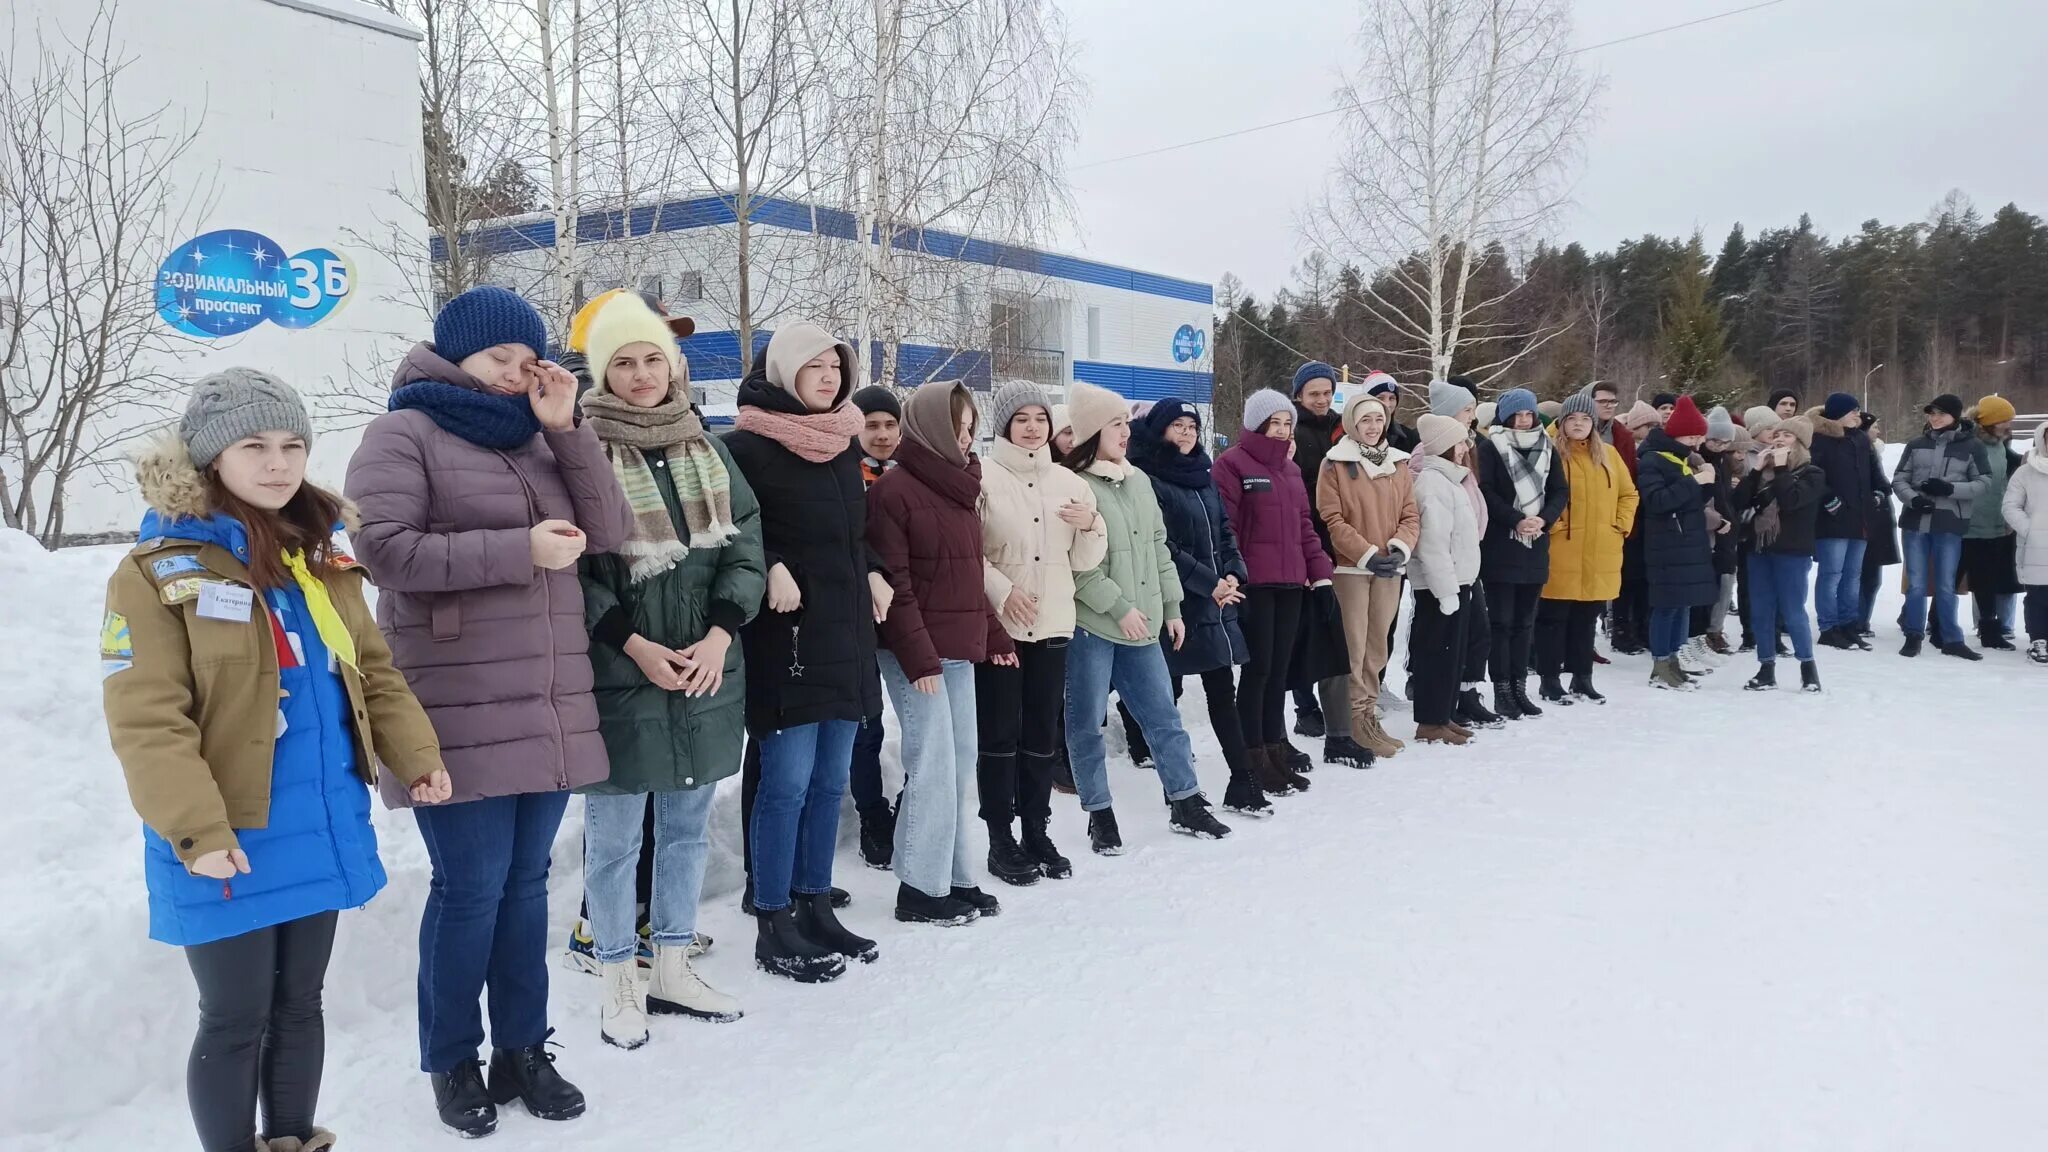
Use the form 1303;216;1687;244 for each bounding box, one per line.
1804;405;1851;439
132;430;359;531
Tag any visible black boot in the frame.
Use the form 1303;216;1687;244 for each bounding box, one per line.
1568;673;1605;703
754;906;846;983
1121;710;1155;768
1249;746;1299;798
793;890;878;963
487;1041;585;1122
1222;768;1274;817
1280;740;1315;775
1799;659;1822;693
1293;702;1326;738
984;821;1042;887
1321;735;1375;769
1087;807;1124;856
1512;679;1551;714
1744;662;1777;692
1900;634;1924;658
1168;794;1232;839
1052;747;1076;795
951;886;1002;917
1491;683;1526;721
1538;676;1573;704
1021;818;1074;878
1983;631;2017;652
857;804;895;871
1940;642;1983;661
431;1059;497;1138
1818;626;1854;650
1455;688;1506;729
894;882;978;926
829;887;851;909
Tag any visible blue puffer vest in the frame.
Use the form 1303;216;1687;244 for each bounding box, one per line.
140;511;386;946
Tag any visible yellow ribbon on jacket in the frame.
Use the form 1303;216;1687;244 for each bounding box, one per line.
282;549;357;670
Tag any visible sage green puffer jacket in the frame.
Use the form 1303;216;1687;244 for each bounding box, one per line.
1072;459;1184;645
580;437;765;793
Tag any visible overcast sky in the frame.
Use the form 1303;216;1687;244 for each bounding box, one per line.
1057;0;2048;299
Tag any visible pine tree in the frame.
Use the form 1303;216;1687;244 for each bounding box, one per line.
1660;235;1727;394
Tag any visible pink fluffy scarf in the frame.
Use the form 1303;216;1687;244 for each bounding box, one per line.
735;402;863;464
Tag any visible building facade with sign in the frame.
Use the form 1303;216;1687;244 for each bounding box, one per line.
458;196;1216;426
7;0;426;535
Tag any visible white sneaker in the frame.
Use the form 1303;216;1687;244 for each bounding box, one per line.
600;960;648;1050
648;943;742;1022
1677;639;1712;675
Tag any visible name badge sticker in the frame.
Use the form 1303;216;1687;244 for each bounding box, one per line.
1241;476;1273;493
196;582;255;623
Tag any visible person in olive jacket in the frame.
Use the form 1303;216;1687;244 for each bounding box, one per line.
723;322;894;984
1129;398;1267;817
573;293;764;1048
105;371;450;1152
1474;388;1568;721
869;380;1016;926
1734;415;1829;692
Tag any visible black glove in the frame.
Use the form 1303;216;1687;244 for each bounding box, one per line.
1365;551;1405;578
1919;477;1954;497
1910;495;1937;514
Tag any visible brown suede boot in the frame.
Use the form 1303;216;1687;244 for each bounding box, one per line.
1248;745;1300;797
264;1129;337;1152
1353;711;1403;758
1265;743;1312;792
1414;723;1470;746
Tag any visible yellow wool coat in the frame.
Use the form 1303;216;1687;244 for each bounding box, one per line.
1541;433;1639;603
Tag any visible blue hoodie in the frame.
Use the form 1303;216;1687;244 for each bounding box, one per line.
136;510;387;946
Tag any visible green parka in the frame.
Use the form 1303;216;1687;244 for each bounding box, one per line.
1072;458;1184;645
580;438;765;793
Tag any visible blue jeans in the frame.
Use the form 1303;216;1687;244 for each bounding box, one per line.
1901;530;1964;643
1813;537;1866;632
582;786;716;964
878;653;979;898
749;719;856;912
413;790;571;1074
1648;606;1690;659
1747;552;1816;663
1064;629;1202;812
849;712;888;816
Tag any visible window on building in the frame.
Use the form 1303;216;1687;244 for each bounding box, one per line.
673;272;704;302
639;275;664;302
1086;306;1101;360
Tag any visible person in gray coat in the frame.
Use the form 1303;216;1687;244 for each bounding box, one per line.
1889;393;1989;658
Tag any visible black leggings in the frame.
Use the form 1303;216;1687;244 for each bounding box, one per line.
1120;665;1252;779
1238;586;1304;747
975;637;1069;826
185;911;339;1152
1408;586;1470;725
1485;579;1542;682
1535;599;1601;678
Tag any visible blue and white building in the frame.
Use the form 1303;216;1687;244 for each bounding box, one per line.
452;195;1215;418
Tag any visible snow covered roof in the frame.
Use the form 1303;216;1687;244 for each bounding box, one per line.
256;0;422;41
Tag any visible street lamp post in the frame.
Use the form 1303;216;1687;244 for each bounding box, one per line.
1863;362;1886;412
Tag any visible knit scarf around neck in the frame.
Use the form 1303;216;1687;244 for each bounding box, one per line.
1489;426;1554;542
1130;430;1213;489
389;380;541;450
579;387;739;582
735;401;864;464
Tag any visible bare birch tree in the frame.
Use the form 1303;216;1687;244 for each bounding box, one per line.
1308;0;1599;386
0;1;211;544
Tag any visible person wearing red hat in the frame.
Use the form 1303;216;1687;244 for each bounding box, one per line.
1633;397;1720;689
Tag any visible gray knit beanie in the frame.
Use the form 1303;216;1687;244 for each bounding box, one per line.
180;367;313;469
990;378;1055;441
1428;378;1477;419
1706;405;1736;441
1559;392;1598;423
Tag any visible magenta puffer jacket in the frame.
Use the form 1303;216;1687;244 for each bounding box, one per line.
1213;430;1334;587
344;344;633;807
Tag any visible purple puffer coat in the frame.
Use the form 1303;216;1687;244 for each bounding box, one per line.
345;344;633;807
1213;430;1334;587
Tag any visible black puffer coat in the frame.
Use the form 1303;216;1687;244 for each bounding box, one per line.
1634;427;1718;608
1132;408;1250;677
1475;430;1569;584
722;368;882;734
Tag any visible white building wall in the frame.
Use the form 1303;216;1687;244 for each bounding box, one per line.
8;0;425;535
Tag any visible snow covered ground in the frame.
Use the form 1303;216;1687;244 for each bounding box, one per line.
5;524;2045;1151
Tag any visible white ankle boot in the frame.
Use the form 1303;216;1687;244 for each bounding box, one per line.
648;943;742;1022
600;960;648;1050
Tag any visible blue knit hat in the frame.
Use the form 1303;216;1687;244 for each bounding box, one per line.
1494;388;1539;426
434;285;549;365
1821;392;1858;421
1243;388;1294;433
1291;361;1337;397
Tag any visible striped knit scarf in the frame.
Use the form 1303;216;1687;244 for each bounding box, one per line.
579;388;738;583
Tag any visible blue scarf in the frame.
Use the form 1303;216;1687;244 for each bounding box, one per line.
390;380;541;450
1131;398;1215;490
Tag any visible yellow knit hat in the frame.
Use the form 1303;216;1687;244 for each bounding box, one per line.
1976;394;2016;426
582;293;684;395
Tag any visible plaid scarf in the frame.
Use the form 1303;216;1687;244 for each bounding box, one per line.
1488;426;1553;546
579;388;737;583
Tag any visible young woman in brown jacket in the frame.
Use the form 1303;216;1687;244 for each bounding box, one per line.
1316;392;1420;757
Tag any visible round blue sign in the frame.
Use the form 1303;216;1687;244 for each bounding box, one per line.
1172;324;1207;364
157;229;354;337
